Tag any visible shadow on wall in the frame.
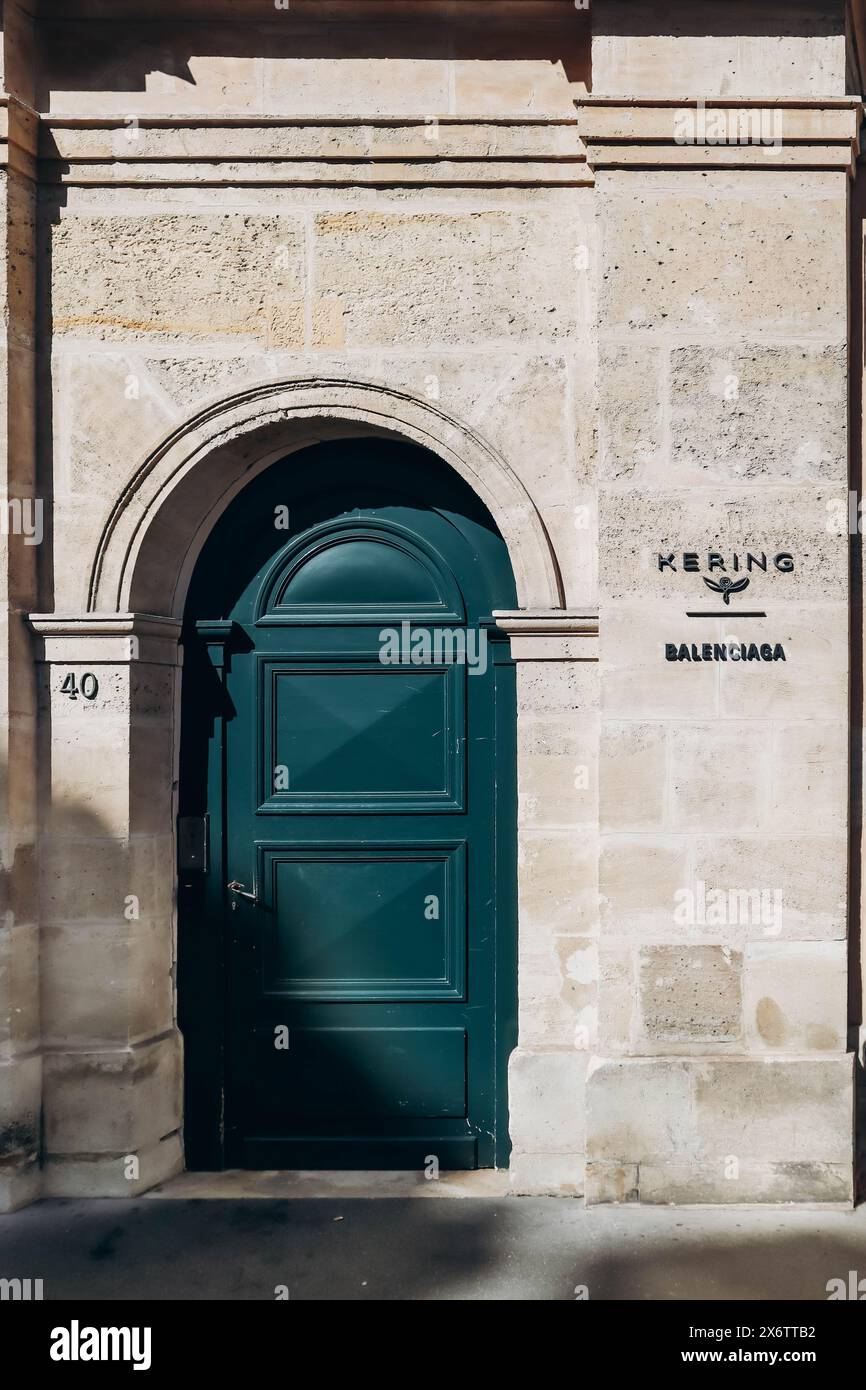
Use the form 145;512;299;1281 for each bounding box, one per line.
1;665;179;1195
592;0;845;40
0;730;168;1187
34;0;591;106
30;0;849;113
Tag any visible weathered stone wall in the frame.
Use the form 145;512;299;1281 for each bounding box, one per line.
34;0;588;117
591;0;848;97
586;4;858;1203
0;0;861;1206
27;0;598;1202
43;189;594;612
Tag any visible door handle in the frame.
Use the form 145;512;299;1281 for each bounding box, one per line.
227;880;259;903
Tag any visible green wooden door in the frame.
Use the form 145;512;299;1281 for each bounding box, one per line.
179;439;517;1170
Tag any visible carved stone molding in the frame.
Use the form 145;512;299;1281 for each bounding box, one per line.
577;97;863;175
85;378;565;617
40;113;590;188
494;609;599;661
29;612;183;665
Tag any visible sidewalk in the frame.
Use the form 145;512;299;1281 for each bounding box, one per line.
1;1175;864;1300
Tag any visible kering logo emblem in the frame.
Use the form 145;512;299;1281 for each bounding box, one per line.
702;575;750;605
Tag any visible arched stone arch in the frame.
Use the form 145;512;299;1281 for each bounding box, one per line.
30;377;594;1204
87;378;565;617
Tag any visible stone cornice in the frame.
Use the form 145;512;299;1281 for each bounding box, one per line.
29;612;183;637
5;97;861;185
576;96;863;175
493;609;599;661
29;612;183;665
38;112;590;188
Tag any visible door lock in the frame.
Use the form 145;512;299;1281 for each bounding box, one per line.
227;880;258;903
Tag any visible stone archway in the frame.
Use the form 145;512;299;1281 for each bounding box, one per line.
29;379;598;1199
86;378;564;617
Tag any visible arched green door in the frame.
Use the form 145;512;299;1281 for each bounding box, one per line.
179;439;517;1170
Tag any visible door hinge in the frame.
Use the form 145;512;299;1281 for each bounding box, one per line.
178;815;209;872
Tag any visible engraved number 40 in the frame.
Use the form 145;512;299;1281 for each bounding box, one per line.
60;672;99;701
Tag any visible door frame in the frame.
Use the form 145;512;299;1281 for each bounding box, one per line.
178;511;518;1173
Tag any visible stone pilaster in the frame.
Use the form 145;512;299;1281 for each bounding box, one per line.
495;611;598;1195
28;614;184;1197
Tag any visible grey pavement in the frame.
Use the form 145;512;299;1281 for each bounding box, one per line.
1;1195;865;1300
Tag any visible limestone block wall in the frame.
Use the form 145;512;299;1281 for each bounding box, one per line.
42;181;595;612
35;0;589;119
0;0;863;1207
585;94;859;1201
591;0;848;98
25;0;602;1201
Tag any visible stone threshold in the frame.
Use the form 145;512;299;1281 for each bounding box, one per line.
141;1171;856;1208
145;1169;512;1200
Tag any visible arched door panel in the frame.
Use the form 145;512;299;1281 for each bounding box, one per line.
179;438;517;1170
